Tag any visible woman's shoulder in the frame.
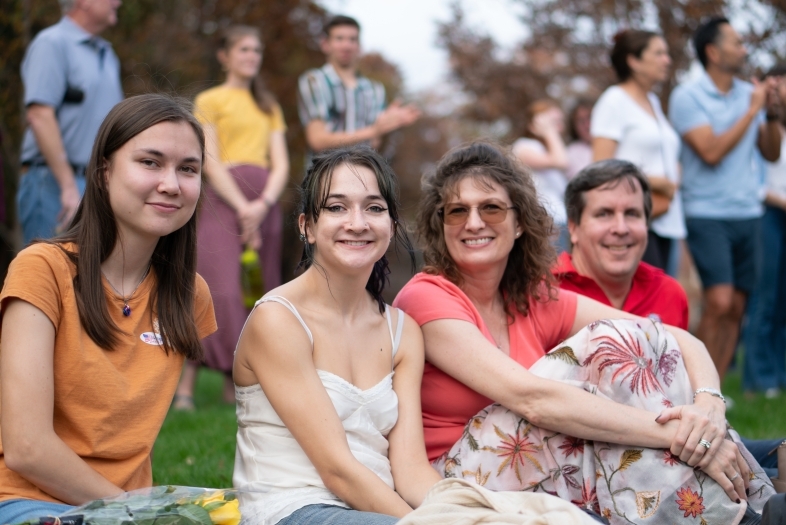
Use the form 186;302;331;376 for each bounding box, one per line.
512;137;543;153
11;242;75;276
396;272;462;300
394;273;477;326
594;85;627;110
195;85;228;102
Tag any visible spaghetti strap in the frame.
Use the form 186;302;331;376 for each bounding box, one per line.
392;308;405;358
234;295;314;356
257;296;314;345
384;305;395;347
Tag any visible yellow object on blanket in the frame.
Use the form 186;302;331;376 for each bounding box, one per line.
398;478;598;525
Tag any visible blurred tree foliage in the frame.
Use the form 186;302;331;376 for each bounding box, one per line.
0;0;445;281
439;0;786;140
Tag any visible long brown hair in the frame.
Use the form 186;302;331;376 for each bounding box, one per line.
219;25;277;115
50;94;207;360
417;142;557;318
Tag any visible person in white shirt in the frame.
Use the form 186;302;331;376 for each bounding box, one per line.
591;29;686;272
513;99;571;251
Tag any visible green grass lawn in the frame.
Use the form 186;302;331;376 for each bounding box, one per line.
152;364;786;488
153;370;237;488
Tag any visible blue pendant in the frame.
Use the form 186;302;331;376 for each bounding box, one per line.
122;304;131;317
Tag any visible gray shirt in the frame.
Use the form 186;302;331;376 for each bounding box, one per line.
20;16;123;166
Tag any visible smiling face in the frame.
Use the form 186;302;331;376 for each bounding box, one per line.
322;24;361;69
221;34;263;82
629;36;671;84
301;162;393;274
568;177;648;286
106;120;202;244
442;175;521;277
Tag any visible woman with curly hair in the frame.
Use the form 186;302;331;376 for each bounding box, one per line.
393;142;780;524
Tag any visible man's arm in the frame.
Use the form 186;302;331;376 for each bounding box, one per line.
25;104;80;227
304;101;420;153
680;79;767;166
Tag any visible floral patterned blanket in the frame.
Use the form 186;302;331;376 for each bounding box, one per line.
433;319;774;525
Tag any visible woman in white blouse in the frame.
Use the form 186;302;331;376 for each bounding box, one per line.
591;29;685;272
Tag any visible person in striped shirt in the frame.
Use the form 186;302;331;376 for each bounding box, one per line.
298;15;420;155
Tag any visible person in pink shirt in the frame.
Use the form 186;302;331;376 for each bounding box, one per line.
394;142;780;524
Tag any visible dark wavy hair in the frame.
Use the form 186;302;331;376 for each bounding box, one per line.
417;142;557;318
49;93;206;360
693;17;730;69
297;146;415;314
610;29;661;81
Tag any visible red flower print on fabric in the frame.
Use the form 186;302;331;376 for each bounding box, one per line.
675;486;705;518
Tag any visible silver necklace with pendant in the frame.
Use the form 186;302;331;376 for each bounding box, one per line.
103;263;151;317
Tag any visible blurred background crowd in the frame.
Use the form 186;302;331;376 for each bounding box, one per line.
3;0;786;403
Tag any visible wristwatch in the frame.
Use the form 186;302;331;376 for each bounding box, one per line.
693;387;726;404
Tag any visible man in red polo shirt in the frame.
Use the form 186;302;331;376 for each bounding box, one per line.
554;159;781;481
553;159;688;329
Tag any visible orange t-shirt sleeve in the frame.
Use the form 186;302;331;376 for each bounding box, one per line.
193;273;217;339
0;244;68;328
393;274;477;327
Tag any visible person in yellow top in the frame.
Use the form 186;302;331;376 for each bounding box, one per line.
174;25;290;409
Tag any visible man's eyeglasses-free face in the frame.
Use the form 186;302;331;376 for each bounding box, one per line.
438;202;516;226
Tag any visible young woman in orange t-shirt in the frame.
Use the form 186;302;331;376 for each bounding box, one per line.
0;94;216;524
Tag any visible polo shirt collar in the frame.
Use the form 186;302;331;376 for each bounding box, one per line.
552;251;652;290
60;16;109;49
697;69;743;98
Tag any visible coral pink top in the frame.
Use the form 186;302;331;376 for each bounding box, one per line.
393;273;578;461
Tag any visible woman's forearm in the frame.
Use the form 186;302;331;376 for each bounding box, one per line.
203;158;250;212
5;433;124;505
260;132;289;204
260;165;288;204
323;459;413;518
516;375;678;448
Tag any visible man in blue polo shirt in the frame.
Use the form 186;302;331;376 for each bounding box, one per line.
19;0;123;244
669;17;781;384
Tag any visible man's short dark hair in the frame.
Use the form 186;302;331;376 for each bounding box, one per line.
693;16;730;68
324;15;360;37
565;159;652;225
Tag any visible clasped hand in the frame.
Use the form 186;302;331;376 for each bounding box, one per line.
656;398;749;502
237;199;268;250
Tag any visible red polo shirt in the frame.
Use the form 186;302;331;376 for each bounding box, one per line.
552;252;689;330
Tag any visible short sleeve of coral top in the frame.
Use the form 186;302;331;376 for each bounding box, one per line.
393;273;578;462
0;243;217;503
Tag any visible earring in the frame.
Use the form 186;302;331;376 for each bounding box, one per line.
299;233;306;242
515;231;521;238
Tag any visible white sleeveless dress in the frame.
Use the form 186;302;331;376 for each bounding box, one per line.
233;296;405;525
